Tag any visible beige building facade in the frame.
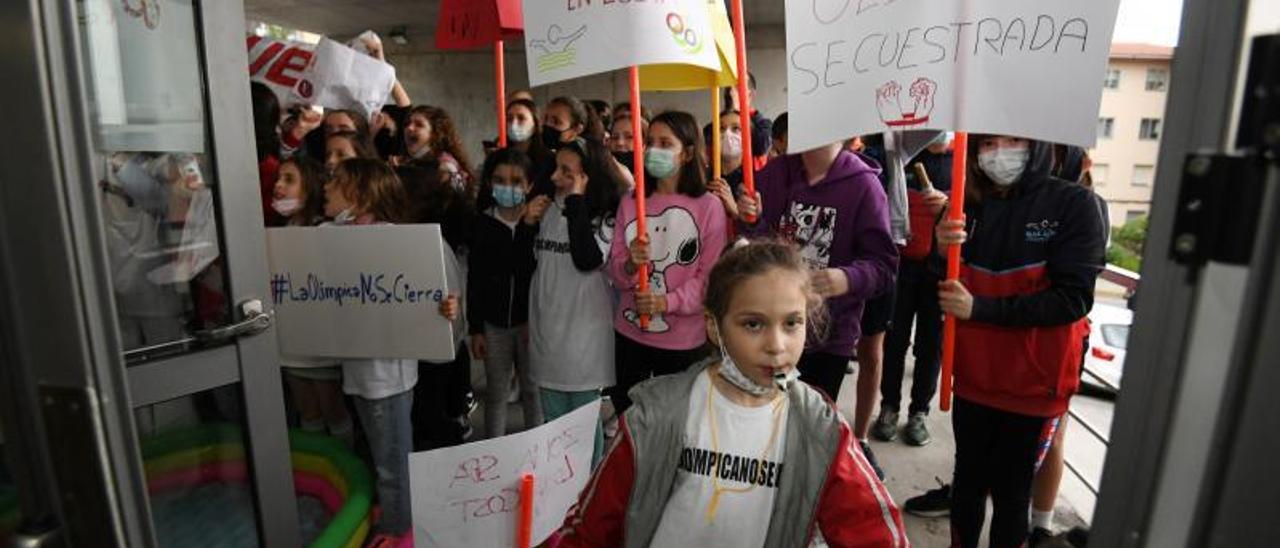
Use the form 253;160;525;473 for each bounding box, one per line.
1090;43;1175;227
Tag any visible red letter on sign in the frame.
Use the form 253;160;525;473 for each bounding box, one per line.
249;41;284;77
265;47;312;88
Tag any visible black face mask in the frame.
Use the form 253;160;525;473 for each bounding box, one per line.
612;150;634;172
542;125;568;151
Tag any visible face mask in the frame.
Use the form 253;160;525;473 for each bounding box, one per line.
272;198;302;216
645;147;680;180
979;147;1030;187
333;208;357;224
509;122;533;143
613;150;635;172
542;126;568;150
712;321;775;397
492;185;526;208
410;142;432;159
721;131;743;159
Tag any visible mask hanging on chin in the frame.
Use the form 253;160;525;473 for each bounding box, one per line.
712;320;797;396
272;198;301;216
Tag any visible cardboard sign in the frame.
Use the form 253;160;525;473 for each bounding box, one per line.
246;35;314;107
436;0;525;50
639;0;739;91
410;400;600;548
267;225;455;362
522;0;719;87
289;38;397;121
785;0;1122;152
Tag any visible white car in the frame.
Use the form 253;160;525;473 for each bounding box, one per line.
1082;302;1132;394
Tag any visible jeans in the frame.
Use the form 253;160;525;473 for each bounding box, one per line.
539;388;604;467
881;260;944;415
797;351;851;402
609;332;709;415
353;389;414;535
950;398;1057;548
483;323;543;437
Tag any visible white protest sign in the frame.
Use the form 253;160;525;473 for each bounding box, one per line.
246;35;315;107
521;0;719;87
786;0;1122;152
410;400;600;548
267;225;455;362
289;37;397;121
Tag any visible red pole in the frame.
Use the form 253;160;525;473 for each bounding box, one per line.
940;132;968;412
630;67;650;330
517;473;535;548
496;40;508;147
729;0;755;223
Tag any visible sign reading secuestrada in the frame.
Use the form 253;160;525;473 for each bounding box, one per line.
522;0;720;87
410;400;601;548
786;0;1122;151
267;224;455;362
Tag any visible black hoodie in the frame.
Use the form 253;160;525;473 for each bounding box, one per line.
948;139;1106;417
467;209;536;334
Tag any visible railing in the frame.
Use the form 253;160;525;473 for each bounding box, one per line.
1064;367;1119;496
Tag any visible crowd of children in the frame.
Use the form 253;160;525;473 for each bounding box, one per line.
252;49;1106;544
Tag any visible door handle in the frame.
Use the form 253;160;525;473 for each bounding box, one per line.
194;299;272;342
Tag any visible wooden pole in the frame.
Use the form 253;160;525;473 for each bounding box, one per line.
940;133;968;412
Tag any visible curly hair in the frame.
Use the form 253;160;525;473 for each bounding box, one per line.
409;105;474;181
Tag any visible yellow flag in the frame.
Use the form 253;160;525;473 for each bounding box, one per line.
639;0;738;91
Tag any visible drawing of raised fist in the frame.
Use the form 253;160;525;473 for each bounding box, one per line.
908;78;938;120
876;81;903;125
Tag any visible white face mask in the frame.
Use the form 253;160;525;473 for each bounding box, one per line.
509;122;533;143
712;320;798;396
272;198;301;216
333;207;357;224
721;131;743;160
978;146;1030;186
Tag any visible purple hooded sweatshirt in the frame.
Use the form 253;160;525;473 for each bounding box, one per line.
743;150;899;357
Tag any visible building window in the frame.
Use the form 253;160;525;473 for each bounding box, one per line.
1133;164;1155;186
1146;68;1169;91
1104;68;1122;89
1092;163;1109;185
1126;210;1147;223
1098;117;1115;140
1139;118;1162;140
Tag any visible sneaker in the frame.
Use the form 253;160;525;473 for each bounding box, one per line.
904;479;951;518
465;391;479;416
903;412;931;446
1028;527;1054;547
858;440;886;481
507;372;521;404
872;409;899;442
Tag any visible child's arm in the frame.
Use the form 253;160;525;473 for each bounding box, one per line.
564;195;606;272
605;201;638;289
557;416;637;547
664;200;728;316
831;182;899;304
814;420;909;548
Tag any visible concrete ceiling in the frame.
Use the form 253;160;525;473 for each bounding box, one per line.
244;0;785;40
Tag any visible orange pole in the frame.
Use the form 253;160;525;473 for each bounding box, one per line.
729;0;755;222
496;40;508;147
517;473;534;548
940;132;968;412
630;67;650;330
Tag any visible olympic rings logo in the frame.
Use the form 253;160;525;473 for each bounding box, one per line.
666;12;703;54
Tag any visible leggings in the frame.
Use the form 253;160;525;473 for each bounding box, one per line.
950;397;1059;548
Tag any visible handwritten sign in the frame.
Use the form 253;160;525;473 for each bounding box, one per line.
246;35;314;106
288;38;397;121
639;0;739;91
785;0;1122;152
522;0;719;87
410;400;600;548
436;0;524;50
267;225;455;362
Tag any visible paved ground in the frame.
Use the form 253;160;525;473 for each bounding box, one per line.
471;356;1097;547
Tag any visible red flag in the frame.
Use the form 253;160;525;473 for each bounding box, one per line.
435;0;523;50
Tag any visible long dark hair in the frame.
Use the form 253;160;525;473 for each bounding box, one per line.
508;99;550;160
395;162;470;250
648;111;707;198
279;156;327;225
476;147;534;212
250;82;281;162
332;158;410;223
559;138;621;220
548;96;606;143
409;105;474;179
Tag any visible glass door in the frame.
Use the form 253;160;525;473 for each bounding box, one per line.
0;0;297;546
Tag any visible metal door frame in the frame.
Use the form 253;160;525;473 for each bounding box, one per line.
0;0;298;545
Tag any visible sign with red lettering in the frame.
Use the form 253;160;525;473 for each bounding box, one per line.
436;0;524;50
409;400;599;547
246;35;314;106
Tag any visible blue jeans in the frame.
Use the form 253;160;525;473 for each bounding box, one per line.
353;389;414;535
539;388;604;467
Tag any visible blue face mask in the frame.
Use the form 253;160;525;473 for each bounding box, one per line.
492;185;526;208
644;147;680;180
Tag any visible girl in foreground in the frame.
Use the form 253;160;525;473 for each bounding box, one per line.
557;240;907;548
